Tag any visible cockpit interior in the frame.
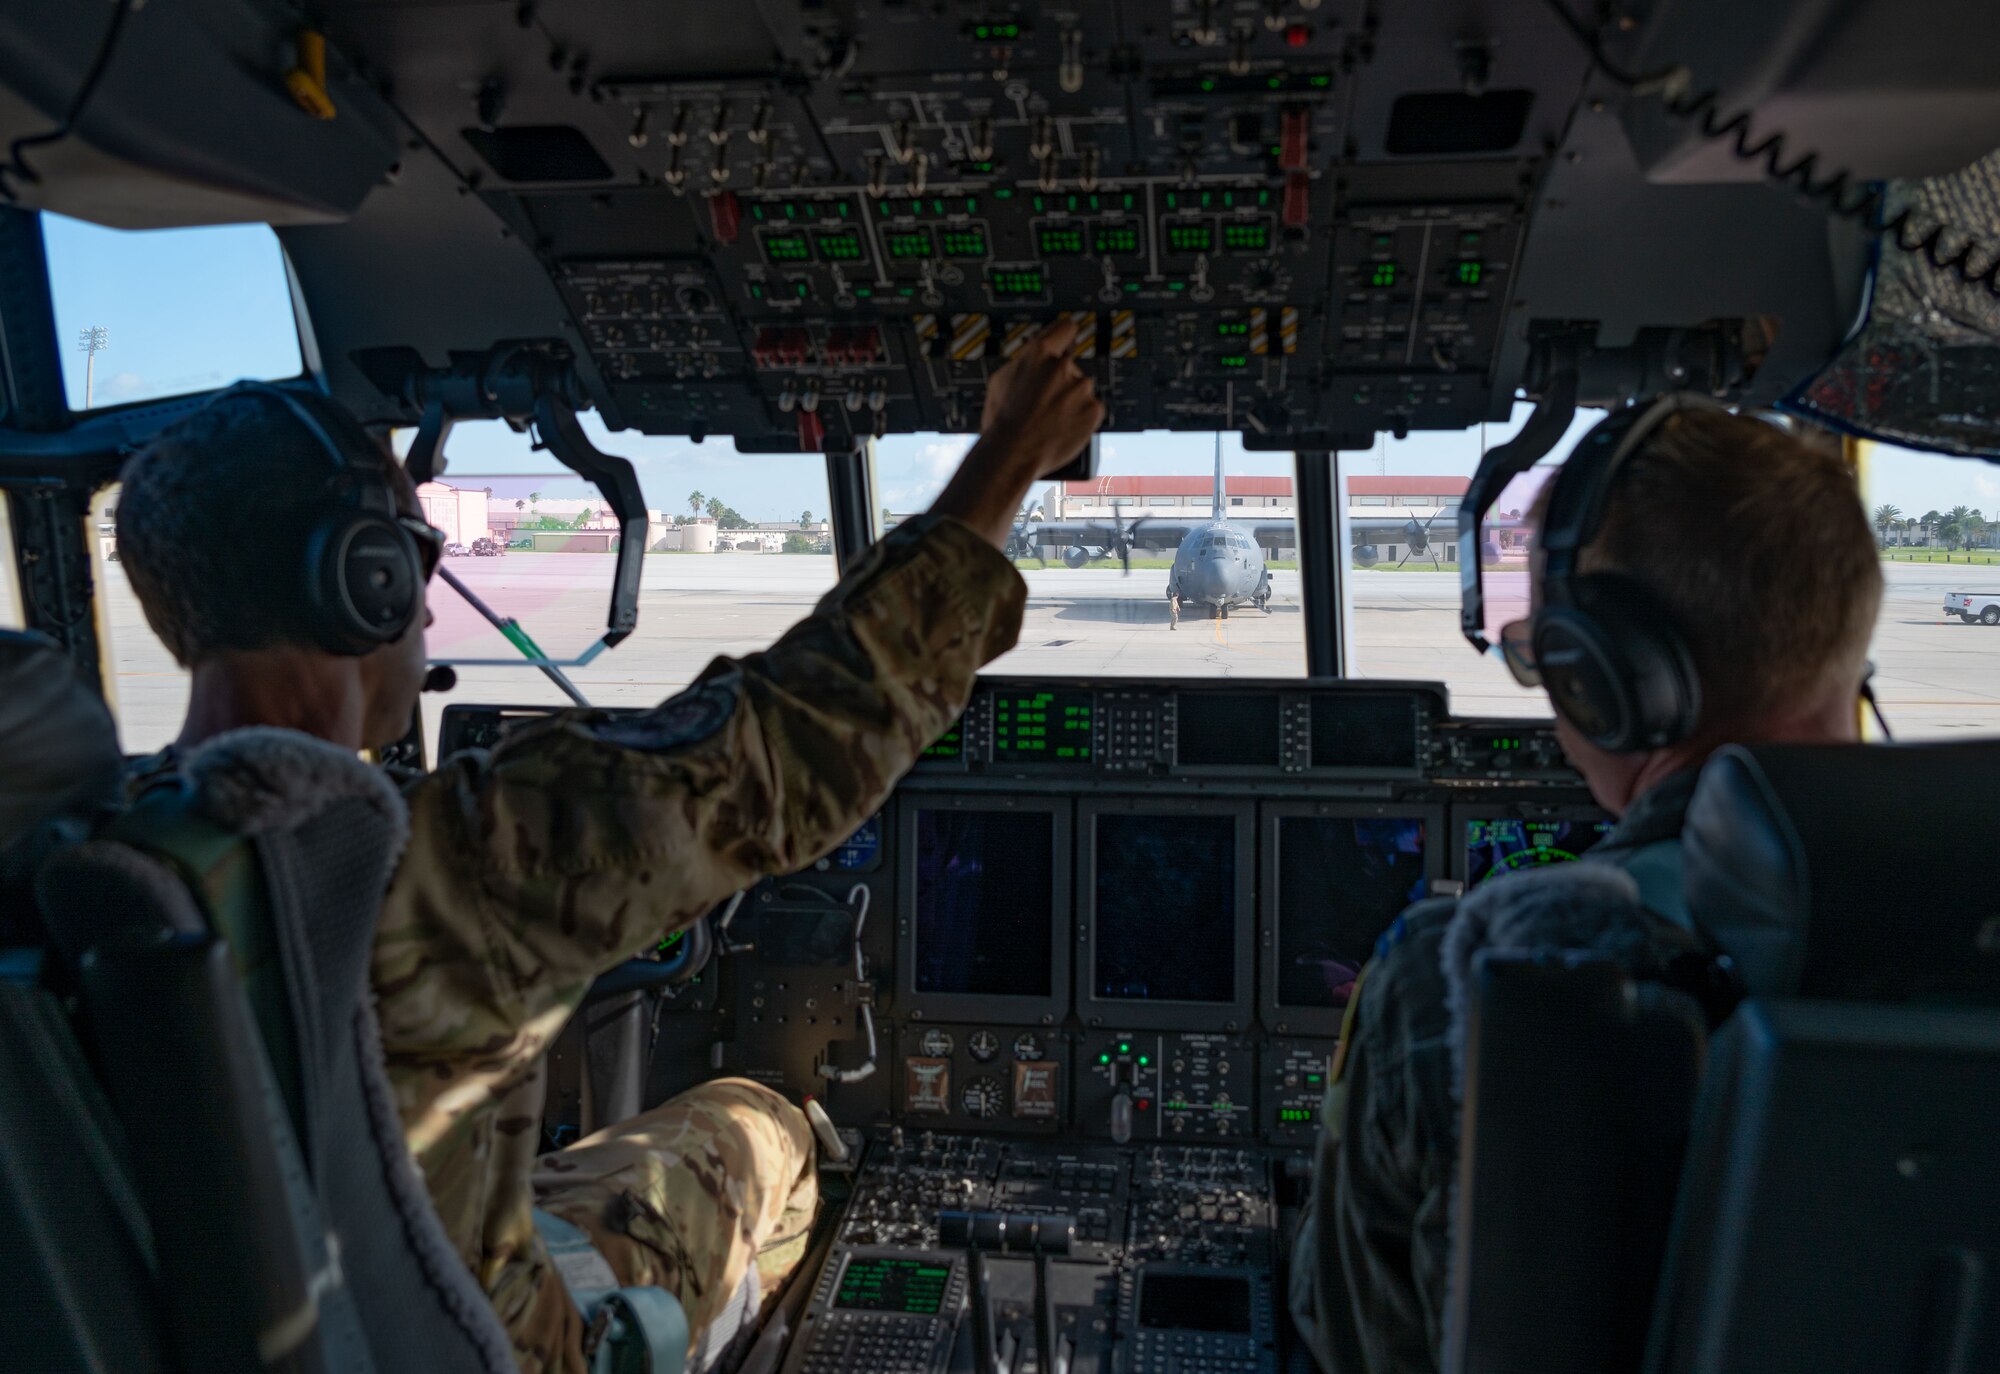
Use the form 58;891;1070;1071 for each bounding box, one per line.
3;3;1999;1373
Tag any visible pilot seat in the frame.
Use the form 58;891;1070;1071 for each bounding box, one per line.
1442;740;2000;1374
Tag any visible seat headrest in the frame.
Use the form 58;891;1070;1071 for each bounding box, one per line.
1683;741;2000;1005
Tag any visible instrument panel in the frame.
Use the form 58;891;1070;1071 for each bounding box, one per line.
441;677;1611;1147
443;678;1610;1374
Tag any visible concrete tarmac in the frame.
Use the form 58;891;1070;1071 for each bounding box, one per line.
93;553;1998;755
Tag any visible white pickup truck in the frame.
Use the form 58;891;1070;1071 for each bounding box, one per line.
1945;591;2000;625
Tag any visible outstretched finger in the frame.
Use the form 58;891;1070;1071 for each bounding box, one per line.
1026;316;1079;356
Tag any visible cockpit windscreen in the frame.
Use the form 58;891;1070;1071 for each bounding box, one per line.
1093;814;1236;1003
1276;816;1429;1009
1464;816;1616;885
912;809;1056;998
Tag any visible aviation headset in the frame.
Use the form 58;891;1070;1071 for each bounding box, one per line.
1527;393;1726;753
208;381;430;655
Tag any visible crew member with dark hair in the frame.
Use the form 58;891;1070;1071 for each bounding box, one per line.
1292;404;1885;1374
114;319;1104;1373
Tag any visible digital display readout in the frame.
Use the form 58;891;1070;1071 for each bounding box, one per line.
1093;223;1142;255
1166;222;1215;254
922;723;964;760
989;266;1047;299
1036;224;1087;256
1465;817;1615;885
1223;220;1272;252
763;231;812;263
884;228;935;260
816;229;865;261
940;227;990;258
993;690;1092;762
835;1257;951;1314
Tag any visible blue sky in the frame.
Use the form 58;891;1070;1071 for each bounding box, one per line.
40;212;2000;522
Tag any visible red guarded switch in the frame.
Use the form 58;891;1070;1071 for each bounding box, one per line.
1279;107;1310;171
709;189;741;245
1282;171;1311;229
797;406;825;452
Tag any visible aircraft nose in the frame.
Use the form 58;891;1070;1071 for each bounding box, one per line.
1196;556;1232;599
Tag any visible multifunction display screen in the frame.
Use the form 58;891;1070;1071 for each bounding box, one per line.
912;809;1055;998
1310;694;1419;770
1138;1273;1253;1333
1464;816;1615;885
1094;813;1236;1003
992;689;1094;764
835;1257;952;1314
1177;692;1281;767
1276;816;1428;1008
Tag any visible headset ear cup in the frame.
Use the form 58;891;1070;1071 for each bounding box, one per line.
303;511;422;655
1534;575;1700;752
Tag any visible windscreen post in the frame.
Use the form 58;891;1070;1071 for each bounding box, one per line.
825;435;876;570
1291;448;1343;678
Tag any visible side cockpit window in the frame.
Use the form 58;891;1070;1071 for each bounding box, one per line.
42;214;304;412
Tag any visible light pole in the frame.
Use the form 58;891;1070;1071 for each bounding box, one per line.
78;325;108;408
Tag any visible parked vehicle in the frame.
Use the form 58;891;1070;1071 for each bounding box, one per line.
471;537;505;556
1944;591;2000;624
443;541;469;557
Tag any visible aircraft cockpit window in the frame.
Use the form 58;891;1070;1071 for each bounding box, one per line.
1339;403;1601;717
877;431;1306;675
408;419;839;756
42;215;303;412
0;511;20;630
1860;442;2000;739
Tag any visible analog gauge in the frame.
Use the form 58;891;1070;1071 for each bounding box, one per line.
960;1075;1004;1120
1012;1032;1045;1061
967;1030;1001;1063
920;1028;956;1058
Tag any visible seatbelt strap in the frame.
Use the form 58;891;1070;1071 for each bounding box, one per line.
532;1209;689;1374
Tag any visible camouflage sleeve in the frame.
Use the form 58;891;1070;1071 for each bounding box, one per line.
374;513;1023;1166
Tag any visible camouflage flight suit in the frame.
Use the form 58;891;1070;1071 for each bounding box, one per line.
372;514;1025;1372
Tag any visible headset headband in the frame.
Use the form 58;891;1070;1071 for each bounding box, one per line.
213;380;395;515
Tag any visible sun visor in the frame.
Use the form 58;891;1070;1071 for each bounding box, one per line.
0;4;400;229
1786;150;2000;460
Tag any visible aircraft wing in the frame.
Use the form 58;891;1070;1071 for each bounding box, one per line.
1021;518;1201;550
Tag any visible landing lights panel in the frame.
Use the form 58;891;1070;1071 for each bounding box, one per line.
1261;804;1444;1037
1078;801;1257;1032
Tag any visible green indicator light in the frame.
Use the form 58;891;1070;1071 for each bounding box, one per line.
1123;192;1135;209
1038;225;1086;256
784;202;797;219
1453;260;1485;286
1259;188;1270;206
1216;321;1248;336
1199;77;1216;92
1066;194;1078;212
794;281;808;297
897;285;915;295
1118;1042;1130;1054
1224;222;1271;252
885;228;935;260
966;196;978;213
1139;1055;1150;1066
816;229;864;261
853;287;872;297
751;204;765;220
995;187;1012;199
1310;74;1332;88
764;232;812;263
1168;280;1185;291
1099;1054;1110;1065
1088;194;1100;211
1165;192;1177;209
1222;190;1234;208
747;283;764;299
876;200;890;218
1167;224;1213;253
838;201;849;217
1124;281;1140;291
1033;195;1045;212
933;197;944;215
1219;354;1249;368
1093;225;1140;255
975;24;988;39
1306;1073;1324;1084
1370;261;1399;288
1268;75;1284;89
941;229;988;257
805;202;819;218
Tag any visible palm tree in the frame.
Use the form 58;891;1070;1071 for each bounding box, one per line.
688;489;705;516
800;508;814;527
1921;510;1943;547
1946;506;1976;550
1872;503;1902;546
